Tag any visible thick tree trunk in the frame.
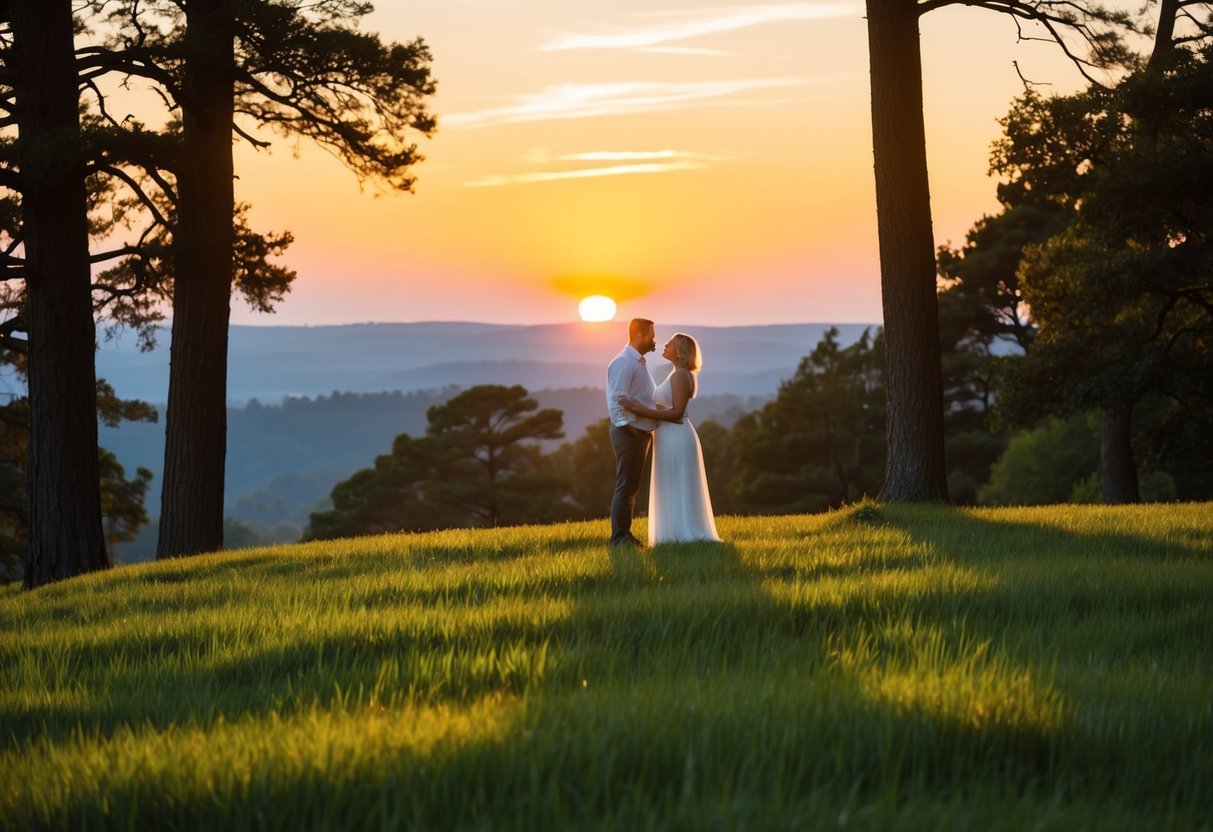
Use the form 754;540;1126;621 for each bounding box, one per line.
12;2;110;588
1146;0;1179;76
1095;0;1179;509
157;0;235;558
865;0;950;503
1100;405;1140;504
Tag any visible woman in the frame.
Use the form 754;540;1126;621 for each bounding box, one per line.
624;333;721;544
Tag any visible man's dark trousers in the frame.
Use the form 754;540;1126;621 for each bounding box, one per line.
609;424;651;545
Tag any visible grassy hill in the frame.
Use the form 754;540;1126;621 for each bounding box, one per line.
2;503;1211;830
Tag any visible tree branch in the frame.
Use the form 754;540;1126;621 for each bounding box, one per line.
92;165;169;227
76;46;179;95
916;0;1138;85
232;120;271;149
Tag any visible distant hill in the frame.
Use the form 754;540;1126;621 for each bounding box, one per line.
96;321;877;403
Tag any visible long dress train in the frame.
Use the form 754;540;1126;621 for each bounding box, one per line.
647;374;720;544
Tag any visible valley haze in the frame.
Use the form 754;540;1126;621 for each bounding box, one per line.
96;321;877;404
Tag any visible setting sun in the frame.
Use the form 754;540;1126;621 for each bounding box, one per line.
578;295;617;322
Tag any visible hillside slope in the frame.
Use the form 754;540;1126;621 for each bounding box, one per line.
3;503;1211;829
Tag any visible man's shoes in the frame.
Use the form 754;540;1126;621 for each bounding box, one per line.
611;535;647;549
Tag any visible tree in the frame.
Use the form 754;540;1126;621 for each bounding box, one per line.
424;385;566;526
730;328;885;514
0;380;158;582
81;0;437;557
978;411;1179;505
865;0;949;503
156;0;238;558
695;419;735;516
1;3;310;581
864;0;1139;503
304;433;447;540
974;39;1213;502
5;2;109;587
304;385;566;541
546;418;622;520
978;413;1100;505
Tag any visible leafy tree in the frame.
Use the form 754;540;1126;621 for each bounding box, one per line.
863;0;1140;503
935;286;1013;504
994;44;1213;502
1;3;303;583
936;3;1212;504
978;413;1100;505
76;0;437;557
304;433;445;539
730;328;885;514
0;385;156;583
546;418;620;521
304;385;566;540
424;385;566;526
978;411;1179;505
99;450;153;555
933;83;1122;503
695;419;735;516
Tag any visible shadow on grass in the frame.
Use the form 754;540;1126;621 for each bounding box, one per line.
5;508;1212;828
876;504;1213;646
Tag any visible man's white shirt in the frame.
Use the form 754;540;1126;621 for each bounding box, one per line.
606;345;657;431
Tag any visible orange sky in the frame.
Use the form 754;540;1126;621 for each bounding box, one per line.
221;0;1124;328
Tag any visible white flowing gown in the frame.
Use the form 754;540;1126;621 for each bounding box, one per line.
648;374;721;545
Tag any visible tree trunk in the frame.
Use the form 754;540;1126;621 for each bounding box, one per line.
1100;405;1140;504
1095;0;1181;510
12;2;110;588
157;0;235;558
1146;0;1179;76
865;0;950;503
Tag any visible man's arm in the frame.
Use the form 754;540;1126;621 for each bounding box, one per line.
605;357;632;426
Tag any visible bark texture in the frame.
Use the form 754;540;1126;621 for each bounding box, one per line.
866;0;950;502
12;1;110;587
157;0;236;558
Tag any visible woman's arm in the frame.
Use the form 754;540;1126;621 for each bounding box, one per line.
624;370;691;422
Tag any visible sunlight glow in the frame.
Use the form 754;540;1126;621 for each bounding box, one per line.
578;295;618;322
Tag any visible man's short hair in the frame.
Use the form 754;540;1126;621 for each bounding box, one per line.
629;318;654;340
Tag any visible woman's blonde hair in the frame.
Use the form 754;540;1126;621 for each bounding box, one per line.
671;333;702;373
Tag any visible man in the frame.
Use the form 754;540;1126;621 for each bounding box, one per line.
605;318;657;547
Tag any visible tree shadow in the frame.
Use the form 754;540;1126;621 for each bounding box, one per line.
6;508;1211;827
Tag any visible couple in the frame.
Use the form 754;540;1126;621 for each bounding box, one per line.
606;317;720;547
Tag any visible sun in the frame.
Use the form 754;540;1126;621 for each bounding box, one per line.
578;295;617;322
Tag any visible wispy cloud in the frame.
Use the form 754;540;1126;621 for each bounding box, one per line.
465;149;732;188
540;2;859;52
466;161;705;188
563;149;729;163
443;78;814;130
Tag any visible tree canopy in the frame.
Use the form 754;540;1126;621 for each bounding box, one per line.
305;385;567;540
730;328;885;514
992;45;1213;500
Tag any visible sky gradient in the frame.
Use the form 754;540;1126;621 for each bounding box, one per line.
222;0;1112;328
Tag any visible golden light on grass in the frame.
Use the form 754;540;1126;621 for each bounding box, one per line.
578;295;617;322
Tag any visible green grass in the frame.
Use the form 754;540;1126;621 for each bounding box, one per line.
2;502;1212;830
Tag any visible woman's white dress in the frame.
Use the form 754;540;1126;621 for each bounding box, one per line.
648;374;721;544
